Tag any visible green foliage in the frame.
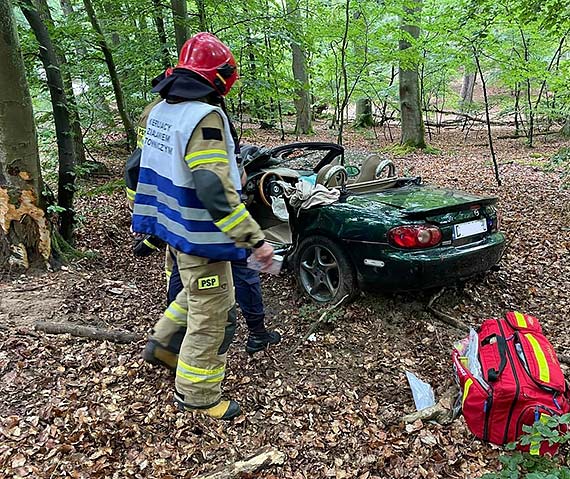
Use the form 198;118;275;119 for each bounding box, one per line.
550;147;570;167
482;414;570;479
79;178;125;197
383;143;440;156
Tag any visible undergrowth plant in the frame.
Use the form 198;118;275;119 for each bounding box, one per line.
482;414;570;479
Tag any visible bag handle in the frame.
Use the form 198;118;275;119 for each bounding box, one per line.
487;335;508;382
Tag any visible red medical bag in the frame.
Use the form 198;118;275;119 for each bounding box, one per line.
452;312;570;455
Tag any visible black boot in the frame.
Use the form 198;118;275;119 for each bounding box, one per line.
245;330;281;355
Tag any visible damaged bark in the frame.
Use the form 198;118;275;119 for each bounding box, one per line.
0;0;51;271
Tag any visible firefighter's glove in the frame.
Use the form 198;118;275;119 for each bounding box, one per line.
133;234;164;257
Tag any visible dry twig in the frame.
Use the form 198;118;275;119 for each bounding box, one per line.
426;288;470;332
35;321;141;343
193;446;285;479
289;294;349;354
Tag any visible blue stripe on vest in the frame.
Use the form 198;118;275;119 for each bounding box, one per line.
138;167;242;207
135;194;221;233
133;216;246;261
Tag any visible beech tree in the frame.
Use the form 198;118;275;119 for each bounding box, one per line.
0;0;51;270
21;0;77;241
398;0;426;149
83;0;136;149
286;0;313;134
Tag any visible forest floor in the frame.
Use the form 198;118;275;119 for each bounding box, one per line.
1;120;570;479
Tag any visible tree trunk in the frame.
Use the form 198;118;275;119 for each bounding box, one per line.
354;98;374;127
459;71;475;109
83;0;136;149
195;0;207;32
152;0;171;70
40;0;85;166
171;0;189;55
562;119;570;137
21;0;77;242
473;45;501;186
286;0;312;135
0;0;51;270
398;0;426;149
59;0;112;118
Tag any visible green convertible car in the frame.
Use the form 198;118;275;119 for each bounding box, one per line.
241;142;505;304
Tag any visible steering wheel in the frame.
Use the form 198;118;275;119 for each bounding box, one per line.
258;171;284;207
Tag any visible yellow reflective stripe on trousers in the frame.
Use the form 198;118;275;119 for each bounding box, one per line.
514;311;527;328
214;204;250;233
164;301;187;326
185;149;228;169
524;333;550;383
143;238;159;250
462;378;473;406
176;358;225;383
126;188;136;201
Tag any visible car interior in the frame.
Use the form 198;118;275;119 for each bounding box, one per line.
241;143;401;246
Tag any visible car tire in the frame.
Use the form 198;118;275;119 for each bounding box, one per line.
295;235;358;304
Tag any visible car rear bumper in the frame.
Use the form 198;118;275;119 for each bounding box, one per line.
349;233;506;291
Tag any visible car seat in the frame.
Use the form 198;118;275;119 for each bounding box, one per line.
354;154;396;183
315;164;348;187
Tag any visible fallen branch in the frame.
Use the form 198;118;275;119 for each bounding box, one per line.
35;321;141;343
194;446;285;479
402;387;458;425
289;294;349;354
496;131;559;140
427;307;470;333
426;288;470;332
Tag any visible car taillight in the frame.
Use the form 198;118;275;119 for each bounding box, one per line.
388;225;442;249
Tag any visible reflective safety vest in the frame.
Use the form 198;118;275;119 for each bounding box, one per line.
132;100;246;261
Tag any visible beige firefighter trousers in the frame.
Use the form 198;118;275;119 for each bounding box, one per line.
151;248;237;408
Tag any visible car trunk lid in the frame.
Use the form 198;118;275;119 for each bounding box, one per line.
364;184;497;216
348;184;500;246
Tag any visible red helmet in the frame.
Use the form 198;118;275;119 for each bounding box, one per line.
176;32;238;96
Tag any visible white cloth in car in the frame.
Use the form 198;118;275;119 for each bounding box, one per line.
280;180;340;212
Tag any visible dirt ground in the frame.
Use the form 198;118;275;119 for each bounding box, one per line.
1;121;569;478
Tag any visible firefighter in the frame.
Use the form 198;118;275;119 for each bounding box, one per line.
125;78;281;359
131;32;273;420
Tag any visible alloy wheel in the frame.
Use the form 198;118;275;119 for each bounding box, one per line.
299;244;340;302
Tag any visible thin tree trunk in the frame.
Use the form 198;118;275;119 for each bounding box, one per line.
195;0;207;31
286;0;312;135
354;98;374;127
473;45;501;186
459;71;475;109
379;66;396;126
514;83;521;135
518;28;534;147
398;0;425;149
37;0;86;168
59;0;112;118
337;0;350;144
22;0;77;241
171;0;188;55
562;119;570;138
83;0;136;149
264;32;285;140
152;0;170;69
0;0;51;269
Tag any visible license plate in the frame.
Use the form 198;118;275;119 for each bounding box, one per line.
453;218;488;239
